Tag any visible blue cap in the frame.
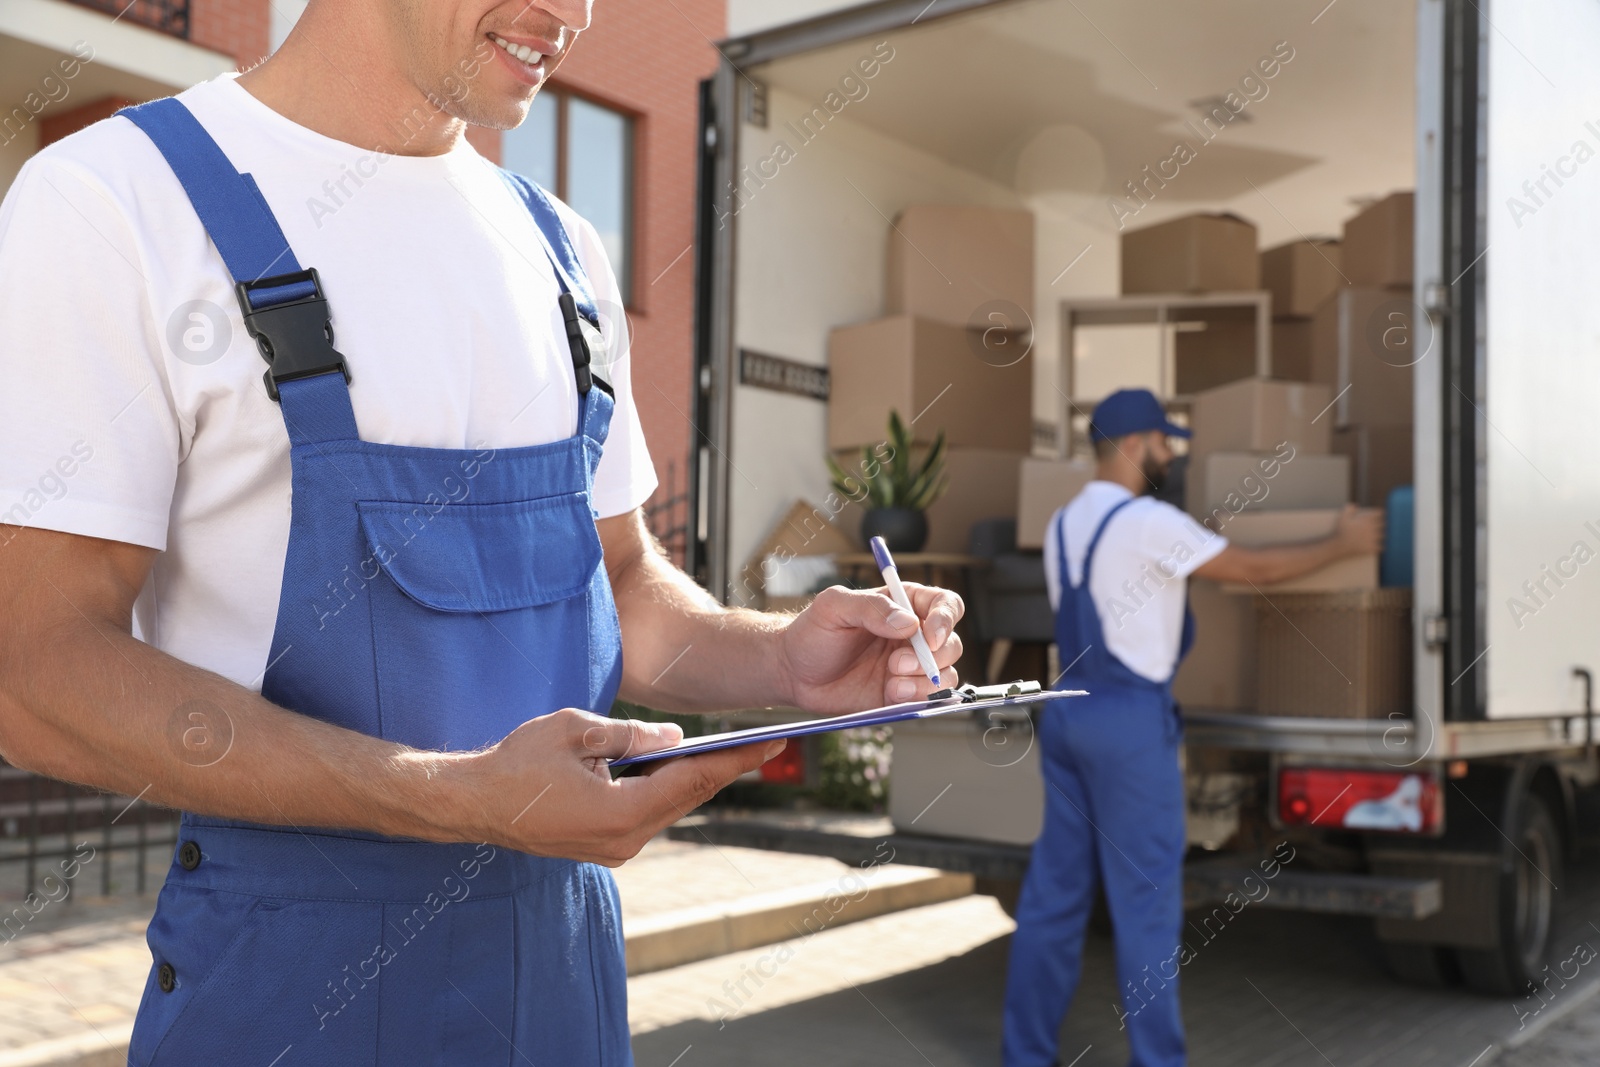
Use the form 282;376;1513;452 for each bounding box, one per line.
868;536;894;572
1089;388;1190;442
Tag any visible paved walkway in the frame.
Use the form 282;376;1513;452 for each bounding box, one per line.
1494;986;1600;1067
630;859;1600;1067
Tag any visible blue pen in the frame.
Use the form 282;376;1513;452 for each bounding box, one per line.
868;536;942;688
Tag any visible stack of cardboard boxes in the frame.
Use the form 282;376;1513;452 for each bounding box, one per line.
1174;376;1373;712
1174;376;1411;717
1261;237;1343;381
1123;212;1262;394
1157;193;1418;718
1314;192;1417;507
827;204;1036;553
1015;211;1267;552
822;196;1416;717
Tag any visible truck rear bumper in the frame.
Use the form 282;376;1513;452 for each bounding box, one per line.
670;815;1442;921
1183;711;1589;760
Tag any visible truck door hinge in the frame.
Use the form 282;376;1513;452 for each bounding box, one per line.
1423;614;1449;651
1423;283;1451;317
742;80;769;128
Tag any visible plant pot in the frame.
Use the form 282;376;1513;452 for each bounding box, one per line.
861;508;928;554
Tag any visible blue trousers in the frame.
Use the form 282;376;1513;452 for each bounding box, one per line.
1002;688;1187;1067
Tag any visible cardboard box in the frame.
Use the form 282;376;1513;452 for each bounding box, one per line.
1341;192;1413;290
736;499;857;609
1122;212;1260;294
1334;424;1414;507
1216;509;1378;593
1188;451;1350;523
1174;313;1259;395
886;204;1034;329
1309;288;1417;428
1271;318;1315;381
1260;239;1343;318
1188;379;1332;477
827;315;1033;453
1017;457;1097;550
1171;577;1258;711
927;448;1024;554
1256;590;1413;717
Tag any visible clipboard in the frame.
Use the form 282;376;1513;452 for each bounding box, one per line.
609;681;1084;769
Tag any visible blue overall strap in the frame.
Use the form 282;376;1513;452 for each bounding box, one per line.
1060;495;1138;591
495;169;598;320
119;98;358;446
496;168;611;398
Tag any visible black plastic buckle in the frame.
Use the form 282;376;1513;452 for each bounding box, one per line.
235;268;351;402
558;292;596;395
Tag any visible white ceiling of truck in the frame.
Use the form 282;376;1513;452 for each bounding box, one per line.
747;0;1415;235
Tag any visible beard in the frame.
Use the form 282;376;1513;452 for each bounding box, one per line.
1142;454;1169;495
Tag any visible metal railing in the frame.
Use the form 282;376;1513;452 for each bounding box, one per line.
0;763;179;902
62;0;190;37
645;459;691;568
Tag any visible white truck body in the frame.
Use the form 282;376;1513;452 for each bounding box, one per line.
695;0;1600;730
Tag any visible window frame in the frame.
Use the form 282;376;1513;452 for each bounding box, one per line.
508;85;639;310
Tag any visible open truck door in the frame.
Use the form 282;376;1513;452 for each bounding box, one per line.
1428;0;1600;725
1355;0;1600;994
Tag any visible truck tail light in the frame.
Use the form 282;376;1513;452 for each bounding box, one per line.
759;738;806;785
1278;767;1441;834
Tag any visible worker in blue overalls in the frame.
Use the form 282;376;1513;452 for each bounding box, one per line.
1002;389;1382;1067
0;3;964;1063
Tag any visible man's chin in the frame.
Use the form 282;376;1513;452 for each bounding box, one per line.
448;96;536;134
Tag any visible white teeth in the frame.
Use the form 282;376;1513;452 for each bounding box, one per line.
491;34;543;66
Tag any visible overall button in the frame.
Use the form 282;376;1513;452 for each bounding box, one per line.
178;841;201;871
157;963;176;993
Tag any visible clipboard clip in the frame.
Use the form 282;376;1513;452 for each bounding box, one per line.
930;680;1043;703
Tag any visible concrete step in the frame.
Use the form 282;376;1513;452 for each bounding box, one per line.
626;865;973;975
0;1030;131;1067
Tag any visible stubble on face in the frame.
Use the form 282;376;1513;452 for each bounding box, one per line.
392;0;574;132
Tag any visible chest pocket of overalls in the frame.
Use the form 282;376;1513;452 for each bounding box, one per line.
357;492;606;751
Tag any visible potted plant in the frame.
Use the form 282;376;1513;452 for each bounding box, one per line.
826;410;949;553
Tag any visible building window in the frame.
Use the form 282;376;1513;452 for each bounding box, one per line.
503;91;634;304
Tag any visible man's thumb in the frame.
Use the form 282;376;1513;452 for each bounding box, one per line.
577;716;683;760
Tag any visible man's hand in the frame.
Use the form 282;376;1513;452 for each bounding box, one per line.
1336;504;1385;556
455;710;785;866
774;584;965;715
1193;503;1388;586
601;510;967;715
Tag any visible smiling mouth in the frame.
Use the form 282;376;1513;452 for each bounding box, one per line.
490;33;549;74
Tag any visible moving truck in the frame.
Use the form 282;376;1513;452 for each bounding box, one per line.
674;0;1600;996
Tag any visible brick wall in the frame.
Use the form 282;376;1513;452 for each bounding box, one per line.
188;0;271;70
540;0;726;548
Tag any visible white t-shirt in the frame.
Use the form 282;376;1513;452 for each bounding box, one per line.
1043;481;1227;683
0;75;656;691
